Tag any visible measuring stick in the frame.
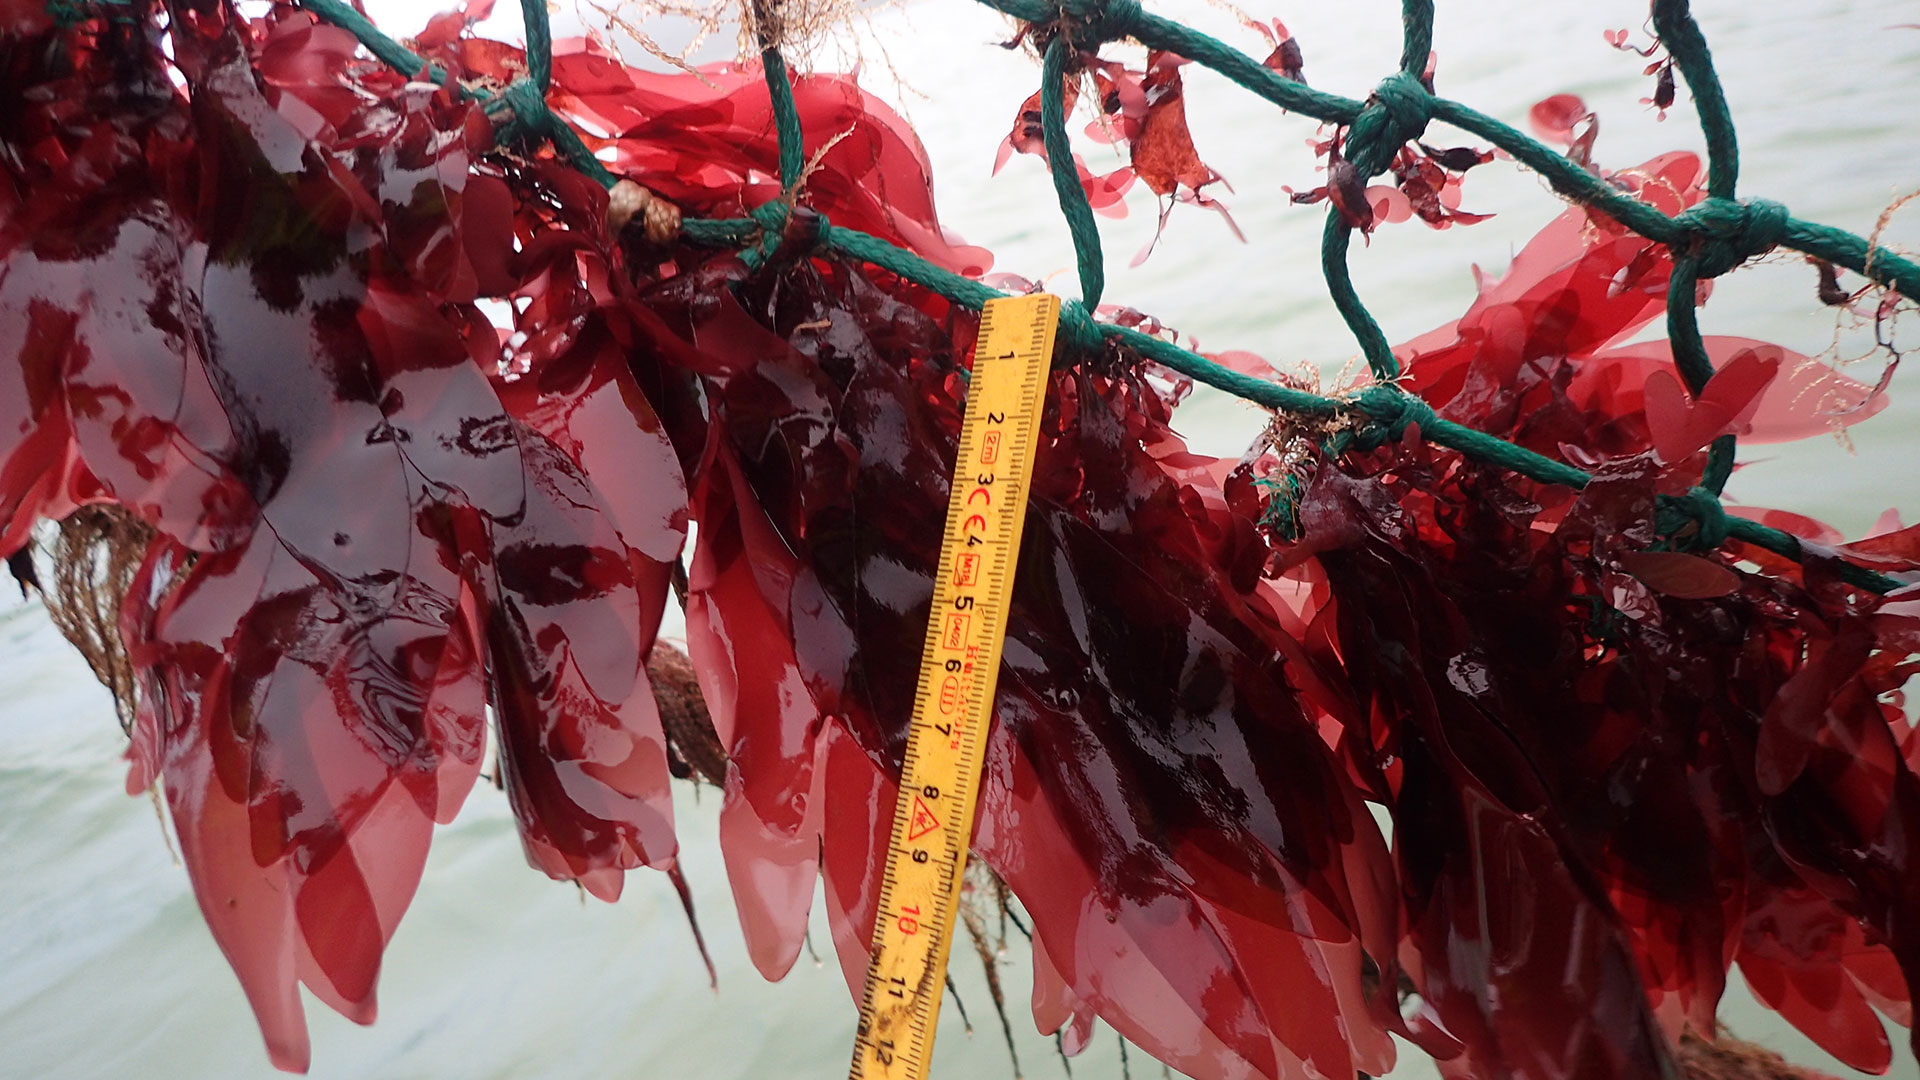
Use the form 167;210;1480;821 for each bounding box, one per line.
846;292;1059;1080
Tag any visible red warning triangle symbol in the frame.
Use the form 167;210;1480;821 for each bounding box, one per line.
906;796;942;842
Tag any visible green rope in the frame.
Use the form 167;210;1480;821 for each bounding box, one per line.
761;47;806;190
297;0;618;186
277;0;1911;595
520;0;551;92
1665;257;1736;495
503;0;619;185
969;0;1920;300
1042;38;1106;309
1651;0;1737;200
300;0;459;91
682;217;762;246
1397;0;1433;80
1651;0;1746;496
1319;64;1435;381
1319;212;1397;381
961;0;1915;548
813;224;1899;592
822;222;1008;309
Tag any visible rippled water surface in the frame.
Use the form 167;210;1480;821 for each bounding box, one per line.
2;0;1916;1076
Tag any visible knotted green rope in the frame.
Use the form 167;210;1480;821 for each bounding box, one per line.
295;0;617;186
274;0;1910;595
1317;0;1435;382
1652;0;1746;498
1652;0;1787;496
969;0;1920;300
1058;0;1141;46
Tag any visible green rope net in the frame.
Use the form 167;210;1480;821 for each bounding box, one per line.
294;0;1912;593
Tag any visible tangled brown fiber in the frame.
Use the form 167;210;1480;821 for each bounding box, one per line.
584;0;855;71
31;505;154;733
1677;1030;1842;1080
651;641;730;785
959;857;1026;1077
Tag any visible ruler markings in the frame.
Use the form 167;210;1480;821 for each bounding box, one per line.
845;293;1058;1080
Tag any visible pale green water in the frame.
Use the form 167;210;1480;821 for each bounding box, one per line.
1;0;1916;1077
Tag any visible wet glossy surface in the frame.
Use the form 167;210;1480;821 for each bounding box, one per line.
4;6;683;1068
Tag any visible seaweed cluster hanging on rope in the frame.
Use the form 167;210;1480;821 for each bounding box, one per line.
1;0;1917;1077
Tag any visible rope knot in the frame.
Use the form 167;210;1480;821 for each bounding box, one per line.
1054;0;1142;45
768;205;826;264
734;201;830;268
486;79;555;145
1346;71;1432;176
748;200;790;233
1670;196;1790;279
1655;486;1731;551
1057;300;1108;362
1349;384;1437;448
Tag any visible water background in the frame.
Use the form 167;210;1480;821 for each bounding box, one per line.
2;0;1917;1076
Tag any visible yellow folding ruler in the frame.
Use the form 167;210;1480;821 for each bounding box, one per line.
846;292;1059;1080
